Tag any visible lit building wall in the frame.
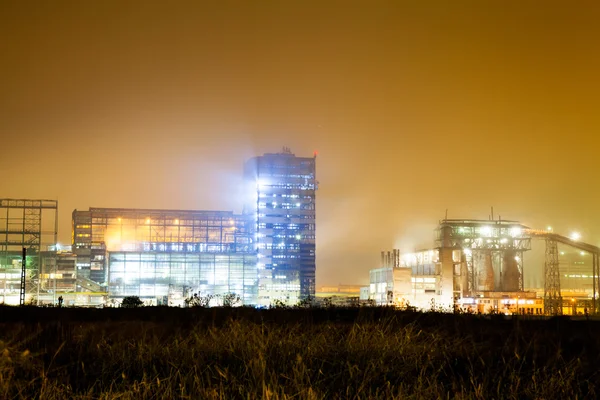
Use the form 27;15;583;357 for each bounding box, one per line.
458;291;543;315
108;252;258;306
368;267;412;306
72;208;253;286
316;284;362;296
40;251;77;294
244;149;317;306
359;287;369;301
560;250;594;296
316;285;363;307
438;248;456;309
399;249;443;309
0;253;27;305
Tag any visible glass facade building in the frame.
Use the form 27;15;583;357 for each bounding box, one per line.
72;208;257;305
244;149;317;306
70;150;318;307
108;252;258;305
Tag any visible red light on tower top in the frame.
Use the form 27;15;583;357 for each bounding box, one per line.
313;150;318;158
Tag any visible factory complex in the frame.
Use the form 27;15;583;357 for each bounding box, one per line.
0;149;317;307
361;219;600;315
2;150;599;315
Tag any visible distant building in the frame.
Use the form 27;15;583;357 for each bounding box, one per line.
316;284;362;306
368;267;412;306
366;220;539;312
244;148;317;306
40;249;77;294
461;291;543;315
359;287;370;302
316;284;362;296
72;208;258;305
560;250;594;296
1;151;319;307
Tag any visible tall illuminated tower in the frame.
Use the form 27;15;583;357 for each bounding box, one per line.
244;148;317;306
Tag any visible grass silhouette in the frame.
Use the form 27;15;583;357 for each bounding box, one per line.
0;306;597;399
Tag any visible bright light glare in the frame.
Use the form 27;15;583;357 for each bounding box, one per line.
570;232;581;241
580;251;586;256
510;227;522;237
295;235;301;240
481;226;492;237
514;256;521;262
463;248;472;256
547;226;552;231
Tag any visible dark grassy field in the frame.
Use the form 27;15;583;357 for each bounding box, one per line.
0;306;598;399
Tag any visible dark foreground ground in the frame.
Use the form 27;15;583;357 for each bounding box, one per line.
0;306;599;399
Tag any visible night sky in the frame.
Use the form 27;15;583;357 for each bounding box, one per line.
1;1;599;286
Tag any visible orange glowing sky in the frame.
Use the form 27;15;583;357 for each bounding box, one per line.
1;1;599;286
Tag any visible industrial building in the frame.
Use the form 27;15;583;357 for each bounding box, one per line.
315;284;362;306
72;208;258;306
40;249;77;302
244;148;317;306
559;250;595;296
0;149;318;307
366;218;600;315
0;199;58;305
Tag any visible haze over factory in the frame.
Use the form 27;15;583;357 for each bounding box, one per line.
0;149;317;307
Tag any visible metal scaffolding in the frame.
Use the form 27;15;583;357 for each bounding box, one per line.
0;199;58;305
543;238;562;315
435;219;531;297
380;219;599;315
527;229;600;315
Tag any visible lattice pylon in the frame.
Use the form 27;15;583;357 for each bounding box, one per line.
544;238;562;315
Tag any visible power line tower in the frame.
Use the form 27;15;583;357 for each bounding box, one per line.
19;248;26;306
544;238;562;315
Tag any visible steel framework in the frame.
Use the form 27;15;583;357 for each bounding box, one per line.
0;199;58;305
595;253;600;314
543;238;562;315
464;250;474;294
527;229;600;315
436;219;531;297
